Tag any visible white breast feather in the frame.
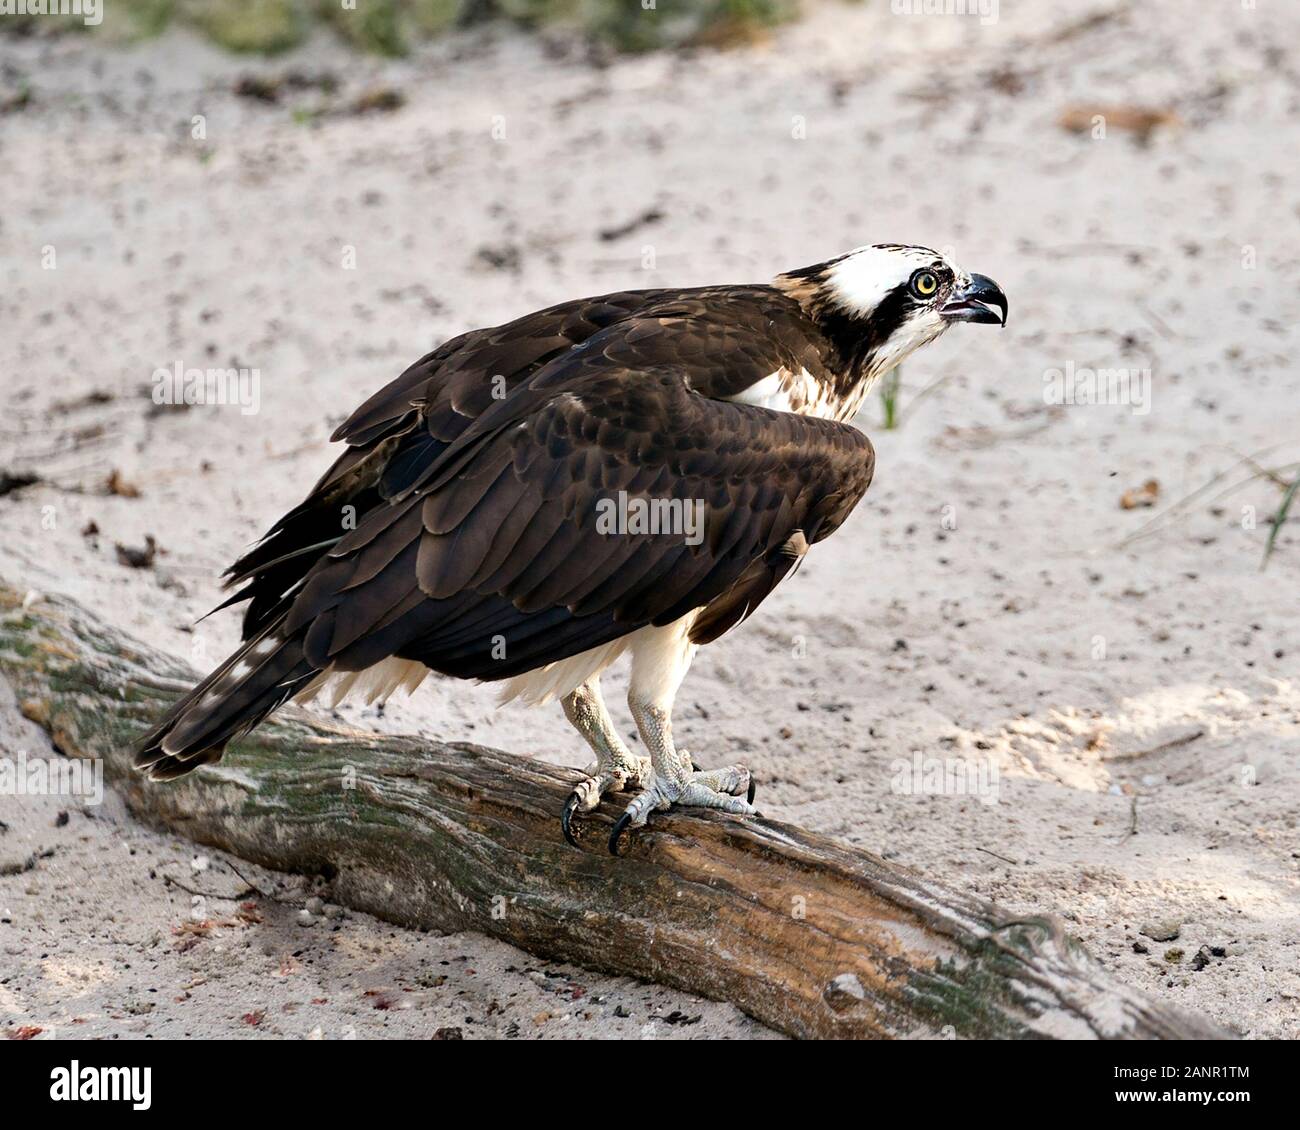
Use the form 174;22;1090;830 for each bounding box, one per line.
727;368;842;419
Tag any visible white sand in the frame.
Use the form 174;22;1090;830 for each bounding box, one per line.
1;1;1297;1039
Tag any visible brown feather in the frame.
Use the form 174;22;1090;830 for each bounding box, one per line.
139;282;877;779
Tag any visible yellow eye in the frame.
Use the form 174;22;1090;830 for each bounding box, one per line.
911;270;938;298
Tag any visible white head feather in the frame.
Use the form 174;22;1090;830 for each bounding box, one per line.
824;244;973;379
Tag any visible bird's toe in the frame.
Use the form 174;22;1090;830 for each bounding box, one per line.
561;792;583;847
561;768;631;847
688;763;753;799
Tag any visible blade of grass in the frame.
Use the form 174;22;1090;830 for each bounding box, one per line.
1262;475;1299;569
879;366;901;430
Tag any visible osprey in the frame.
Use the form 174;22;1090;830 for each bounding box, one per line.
136;244;1007;854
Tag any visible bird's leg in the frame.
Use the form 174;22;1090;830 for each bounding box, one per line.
559;679;650;846
610;651;756;855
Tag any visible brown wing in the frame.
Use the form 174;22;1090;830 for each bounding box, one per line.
136;296;871;779
220;285;828;638
280;349;874;682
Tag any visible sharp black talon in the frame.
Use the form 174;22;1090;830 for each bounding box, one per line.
561;793;582;848
747;776;757;805
691;760;702;773
609;811;633;856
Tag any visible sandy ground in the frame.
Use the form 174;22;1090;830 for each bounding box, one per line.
2;1;1298;1040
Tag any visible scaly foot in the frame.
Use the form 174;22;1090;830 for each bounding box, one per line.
561;751;652;847
608;757;758;855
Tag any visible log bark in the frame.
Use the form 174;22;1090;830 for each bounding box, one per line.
0;583;1230;1040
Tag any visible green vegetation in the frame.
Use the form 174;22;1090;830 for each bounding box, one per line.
98;0;176;44
407;0;463;38
879;365;901;430
1262;474;1298;569
320;0;408;57
563;0;798;53
0;0;797;55
182;0;309;54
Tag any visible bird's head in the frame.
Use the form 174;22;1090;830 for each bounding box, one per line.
776;243;1008;383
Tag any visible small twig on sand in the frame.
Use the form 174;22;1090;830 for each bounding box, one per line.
976;846;1019;866
162;874;257;902
1231;449;1293;490
1137;301;1177;340
161;853;270;902
1103;728;1205;762
221;858;269;899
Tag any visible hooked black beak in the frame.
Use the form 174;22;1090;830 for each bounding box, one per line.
941;273;1007;326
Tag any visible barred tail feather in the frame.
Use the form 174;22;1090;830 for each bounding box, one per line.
133;620;317;781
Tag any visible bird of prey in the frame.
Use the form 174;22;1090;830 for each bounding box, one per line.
135;244;1007;854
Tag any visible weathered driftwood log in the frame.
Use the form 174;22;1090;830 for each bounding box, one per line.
0;582;1229;1040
